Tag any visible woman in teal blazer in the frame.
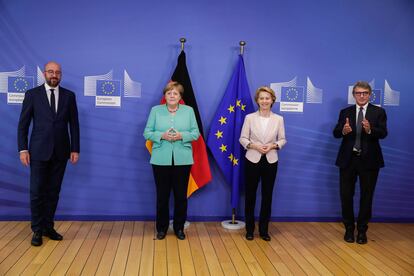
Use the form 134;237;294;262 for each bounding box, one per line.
143;81;199;240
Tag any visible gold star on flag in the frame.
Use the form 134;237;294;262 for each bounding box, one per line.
241;104;246;111
228;153;234;161
215;130;223;139
219;144;227;152
232;158;239;166
227;105;235;113
236;100;241;107
219;116;227;125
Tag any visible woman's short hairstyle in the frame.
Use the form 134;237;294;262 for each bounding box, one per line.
254;86;276;107
163;81;184;97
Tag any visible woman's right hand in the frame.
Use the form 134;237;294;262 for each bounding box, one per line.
162;131;171;141
251;144;269;154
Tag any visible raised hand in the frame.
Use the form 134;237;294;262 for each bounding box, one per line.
362;118;371;133
342;117;352;135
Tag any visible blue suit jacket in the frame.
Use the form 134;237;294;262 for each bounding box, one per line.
17;85;80;161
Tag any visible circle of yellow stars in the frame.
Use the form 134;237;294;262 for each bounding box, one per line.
101;81;115;95
370;91;376;103
214;99;247;166
13;78;29;92
286;87;298;101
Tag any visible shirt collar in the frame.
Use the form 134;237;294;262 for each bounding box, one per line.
44;83;59;92
356;102;369;111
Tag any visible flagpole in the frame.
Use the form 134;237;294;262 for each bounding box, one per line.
180;37;186;51
221;41;247;230
239;41;246;55
231;40;246;225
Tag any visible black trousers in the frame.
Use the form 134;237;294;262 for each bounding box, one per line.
340;154;379;231
244;156;278;235
152;164;191;233
30;153;67;232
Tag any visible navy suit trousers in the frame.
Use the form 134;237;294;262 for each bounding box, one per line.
30;152;67;232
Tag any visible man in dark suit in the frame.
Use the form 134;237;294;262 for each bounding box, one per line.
18;61;80;246
333;81;387;244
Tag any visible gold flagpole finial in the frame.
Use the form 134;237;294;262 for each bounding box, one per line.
239;41;246;55
180;38;187;51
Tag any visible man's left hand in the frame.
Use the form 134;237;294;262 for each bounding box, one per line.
362;119;371;133
70;152;79;164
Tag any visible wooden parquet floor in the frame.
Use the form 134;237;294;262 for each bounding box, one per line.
0;221;413;275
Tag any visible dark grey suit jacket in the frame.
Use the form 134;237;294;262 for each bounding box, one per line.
333;103;387;169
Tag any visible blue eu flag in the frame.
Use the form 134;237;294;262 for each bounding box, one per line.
369;89;382;105
207;55;255;209
281;86;304;102
96;80;121;96
8;76;33;93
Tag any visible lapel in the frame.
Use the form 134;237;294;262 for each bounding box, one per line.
57;88;66;117
251;112;263;140
349;105;357;131
40;85;68;117
365;103;373;121
38;85;55;117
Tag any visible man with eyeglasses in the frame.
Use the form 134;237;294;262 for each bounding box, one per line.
18;61;80;246
333;81;387;244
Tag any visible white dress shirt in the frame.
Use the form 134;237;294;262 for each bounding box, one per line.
355;102;369;123
44;83;59;113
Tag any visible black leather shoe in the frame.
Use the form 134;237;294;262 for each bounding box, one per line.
156;231;166;240
344;228;355;243
260;233;271;241
175;230;185;240
31;231;43;246
245;233;254;241
43;228;63;240
356;231;367;244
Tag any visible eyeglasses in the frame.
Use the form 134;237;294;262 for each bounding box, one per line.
353;91;370;97
45;70;61;75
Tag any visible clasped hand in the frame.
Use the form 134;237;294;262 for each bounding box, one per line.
250;143;276;154
162;130;182;142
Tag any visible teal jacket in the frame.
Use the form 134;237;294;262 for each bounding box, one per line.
143;104;200;165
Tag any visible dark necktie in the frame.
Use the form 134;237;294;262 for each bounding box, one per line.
50;89;56;115
354;107;363;151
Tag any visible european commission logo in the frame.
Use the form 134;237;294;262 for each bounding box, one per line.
270;76;323;113
0;66;34;104
347;79;400;107
84;70;141;107
280;87;305;112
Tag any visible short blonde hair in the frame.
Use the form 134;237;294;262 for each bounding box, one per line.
163;81;184;97
254;86;276;107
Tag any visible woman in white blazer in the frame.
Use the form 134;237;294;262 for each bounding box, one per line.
239;86;286;241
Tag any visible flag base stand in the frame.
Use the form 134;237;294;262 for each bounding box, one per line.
221;220;245;230
221;208;245;230
169;220;190;231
